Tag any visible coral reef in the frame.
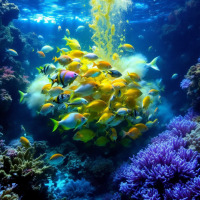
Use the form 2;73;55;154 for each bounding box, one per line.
87;156;114;179
183;63;200;110
0;89;12;112
55;178;95;200
113;110;200;199
0;142;56;199
184;123;200;152
0;66;29;113
0;0;19;26
0;183;19;200
45;170;95;200
102;192;121;200
180;78;192;89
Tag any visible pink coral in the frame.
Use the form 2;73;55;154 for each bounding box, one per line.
4;147;18;158
0;66;16;81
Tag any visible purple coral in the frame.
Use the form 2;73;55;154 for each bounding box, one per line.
180;78;192;89
113;109;200;199
166;115;197;137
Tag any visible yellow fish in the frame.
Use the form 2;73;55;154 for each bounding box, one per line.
148;89;159;96
107;128;117;142
112;82;126;90
81;68;101;78
127;72;141;82
118;44;134;52
95;136;109;146
154;107;158;114
146;121;154;128
97;113;115;124
99;83;115;94
49;86;64;97
73;129;95;143
112;79;128;85
67;61;82;72
50;154;64;164
122;127;141;139
50;153;64;160
41;84;51;94
20;137;31;148
142;96;151;110
92;61;112;70
38;103;55;116
124;89;142;99
134;123;148;132
128;81;141;89
112;53;119;61
87;100;107;112
125;97;136;109
68;50;84;58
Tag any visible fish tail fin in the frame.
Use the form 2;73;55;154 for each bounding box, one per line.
127;71;130;76
48;78;57;86
36;67;42;74
61;50;65;55
54;56;58;63
5;48;8;52
122;130;128;138
89;46;92;51
92;62;96;68
70;91;74;101
118;44;122;48
160;86;165;92
149;56;160;71
64;103;68;109
50;118;59;132
126;119;133;128
18;90;25;103
56;47;60;53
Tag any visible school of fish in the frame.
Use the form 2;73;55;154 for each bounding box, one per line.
18;34;163;148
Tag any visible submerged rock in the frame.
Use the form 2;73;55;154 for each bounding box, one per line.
0;0;19;26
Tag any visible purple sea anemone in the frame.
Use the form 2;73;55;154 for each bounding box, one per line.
180;78;192;89
113;109;200;199
166;115;197;137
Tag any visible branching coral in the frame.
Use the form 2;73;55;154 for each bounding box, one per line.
0;144;50;180
0;187;19;200
0;142;56;199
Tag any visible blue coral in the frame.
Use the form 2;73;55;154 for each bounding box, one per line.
180;78;192;89
57;178;95;199
113;111;200;199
